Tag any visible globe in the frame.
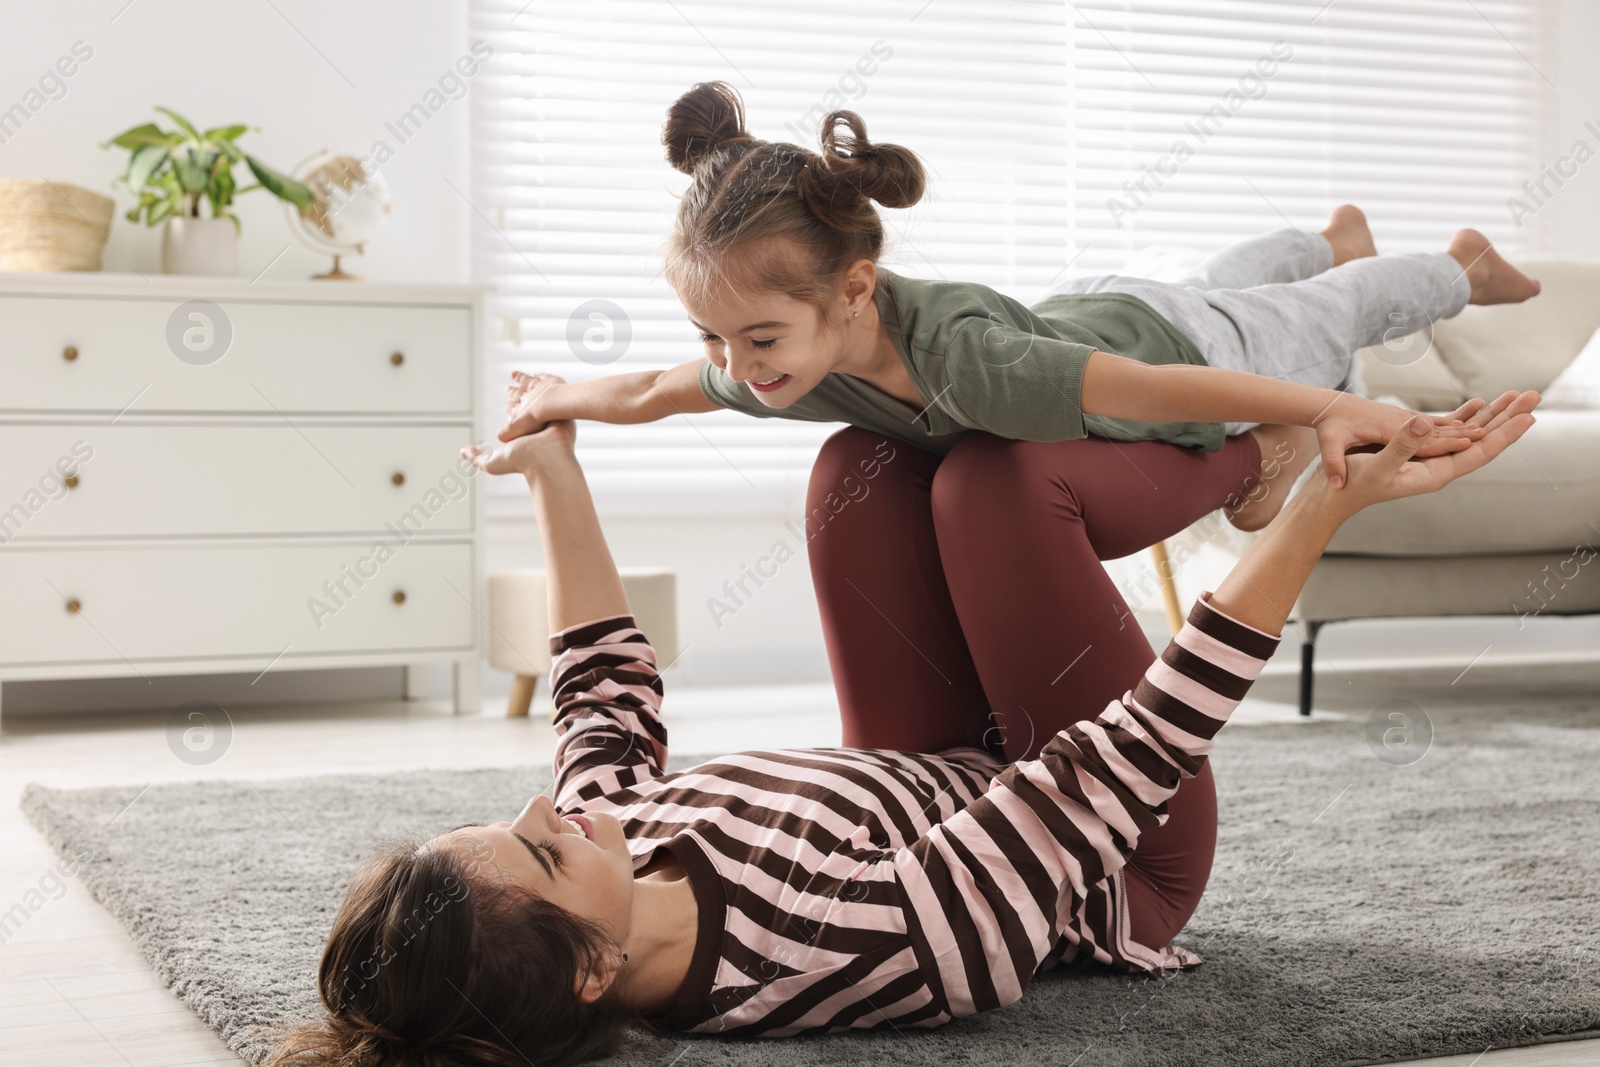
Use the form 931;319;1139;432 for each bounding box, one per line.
285;151;392;280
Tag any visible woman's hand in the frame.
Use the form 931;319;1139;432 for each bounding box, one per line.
498;371;568;442
461;420;578;479
1209;389;1539;636
1312;394;1486;488
1307;389;1540;520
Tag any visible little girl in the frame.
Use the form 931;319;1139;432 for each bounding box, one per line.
500;80;1538;527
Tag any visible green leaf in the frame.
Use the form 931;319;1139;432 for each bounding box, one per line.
214;139;243;164
171;148;208;193
147;197;175;226
210;166;236;212
104;123;182;151
203;124;251;142
126;144;169;192
154;106;202;143
195;146;219;180
244;154;314;208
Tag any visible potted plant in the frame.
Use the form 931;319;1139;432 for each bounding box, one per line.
103;107;314;276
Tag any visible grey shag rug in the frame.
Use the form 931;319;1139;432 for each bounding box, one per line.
21;705;1600;1067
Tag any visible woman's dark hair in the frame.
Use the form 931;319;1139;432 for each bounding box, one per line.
266;838;632;1067
661;80;927;329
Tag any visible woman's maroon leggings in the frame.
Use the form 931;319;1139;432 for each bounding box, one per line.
804;428;1263;948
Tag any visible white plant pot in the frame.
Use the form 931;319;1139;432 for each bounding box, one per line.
161;216;239;276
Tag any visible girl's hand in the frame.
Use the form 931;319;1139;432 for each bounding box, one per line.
1308;390;1539;518
1313;395;1484;488
462;420;578;478
498;371;568;442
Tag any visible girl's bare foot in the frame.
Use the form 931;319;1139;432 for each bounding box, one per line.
1321;204;1377;266
1447;229;1541;304
1227;424;1318;532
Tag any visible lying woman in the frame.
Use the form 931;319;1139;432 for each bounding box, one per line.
269;390;1538;1067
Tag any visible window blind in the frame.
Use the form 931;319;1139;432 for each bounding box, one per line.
468;0;1073;517
1068;0;1549;272
468;0;1547;517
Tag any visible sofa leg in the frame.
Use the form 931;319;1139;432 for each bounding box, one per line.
1297;620;1324;718
1298;641;1315;717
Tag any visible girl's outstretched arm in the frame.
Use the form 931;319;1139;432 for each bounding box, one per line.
1080;350;1487;488
497;359;718;442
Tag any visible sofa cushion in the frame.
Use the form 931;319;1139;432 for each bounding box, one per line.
1432;259;1600;399
1543;326;1600;409
1354;340;1469;411
1326;409;1600;556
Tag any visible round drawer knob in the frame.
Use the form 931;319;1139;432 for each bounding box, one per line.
63;345;79;362
391;472;406;487
65;598;82;614
64;474;79;489
390;351;405;366
392;590;407;605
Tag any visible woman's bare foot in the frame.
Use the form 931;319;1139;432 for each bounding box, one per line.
1447;229;1541;304
1227;424;1318;532
1321;204;1377;266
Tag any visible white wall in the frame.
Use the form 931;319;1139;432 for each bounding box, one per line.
3;0;1595;714
1541;0;1600;257
0;0;473;283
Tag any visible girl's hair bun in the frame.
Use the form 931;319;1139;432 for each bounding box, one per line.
815;109;925;211
663;81;754;174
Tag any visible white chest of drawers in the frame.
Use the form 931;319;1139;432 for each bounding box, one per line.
0;272;485;715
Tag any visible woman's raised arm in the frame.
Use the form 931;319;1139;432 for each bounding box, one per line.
461;423;669;798
463;422;628;632
881;391;1540;1019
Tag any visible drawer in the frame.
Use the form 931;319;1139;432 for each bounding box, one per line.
0;425;477;540
0;542;475;666
0;294;470;415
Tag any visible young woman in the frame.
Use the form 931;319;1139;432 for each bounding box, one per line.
268;388;1538;1067
497;80;1540;527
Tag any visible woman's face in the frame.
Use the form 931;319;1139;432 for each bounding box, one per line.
434;794;635;941
686;285;846;408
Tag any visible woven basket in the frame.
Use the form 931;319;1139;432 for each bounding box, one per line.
0;179;115;272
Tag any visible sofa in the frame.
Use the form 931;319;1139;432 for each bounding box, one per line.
1166;258;1600;715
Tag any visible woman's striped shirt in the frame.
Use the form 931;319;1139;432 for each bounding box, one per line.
548;592;1279;1037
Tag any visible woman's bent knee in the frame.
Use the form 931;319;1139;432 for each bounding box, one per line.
932;433;1085;521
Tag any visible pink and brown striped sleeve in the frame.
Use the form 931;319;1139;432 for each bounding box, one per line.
547;613;669;808
890;592;1280;1017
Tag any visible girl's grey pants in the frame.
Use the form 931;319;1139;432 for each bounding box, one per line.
1048;229;1471;432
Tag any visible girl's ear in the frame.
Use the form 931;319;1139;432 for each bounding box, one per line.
572;951;623;1004
843;257;876;310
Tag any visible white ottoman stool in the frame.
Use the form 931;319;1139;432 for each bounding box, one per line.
489;567;680;718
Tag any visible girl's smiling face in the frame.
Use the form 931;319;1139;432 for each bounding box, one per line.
686;286;849;409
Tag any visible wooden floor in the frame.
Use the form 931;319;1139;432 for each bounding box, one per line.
1;681;1594;1067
